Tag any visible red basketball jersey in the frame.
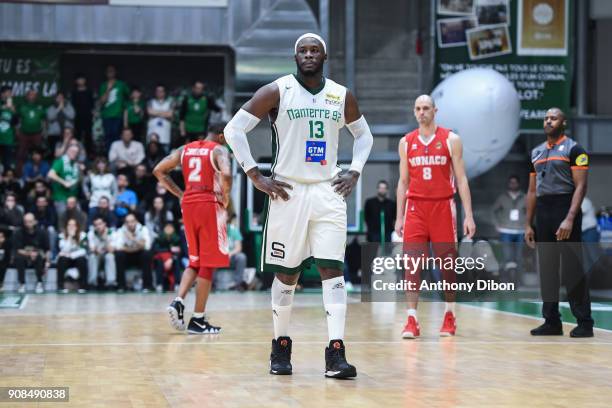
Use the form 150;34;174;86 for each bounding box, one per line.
181;140;221;205
405;126;455;200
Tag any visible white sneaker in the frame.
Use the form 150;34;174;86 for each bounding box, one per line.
78;288;87;294
156;285;163;293
345;281;355;292
18;284;26;294
35;282;44;294
61;288;69;294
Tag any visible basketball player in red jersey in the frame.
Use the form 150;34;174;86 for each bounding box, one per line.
153;123;232;334
394;95;476;339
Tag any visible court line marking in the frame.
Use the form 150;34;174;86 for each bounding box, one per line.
457;303;612;333
0;340;611;348
19;294;28;310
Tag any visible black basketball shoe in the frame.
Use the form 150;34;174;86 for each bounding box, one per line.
167;300;186;331
187;316;221;334
324;339;357;379
269;336;292;375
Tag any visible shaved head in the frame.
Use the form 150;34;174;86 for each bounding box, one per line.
414;94;435;108
546;107;565;120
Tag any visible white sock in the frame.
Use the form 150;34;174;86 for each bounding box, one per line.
193;312;204;319
407;308;418;319
271;277;296;339
322;276;347;341
445;302;455;314
175;296;184;304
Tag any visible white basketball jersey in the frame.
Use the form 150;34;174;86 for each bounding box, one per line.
271;74;347;183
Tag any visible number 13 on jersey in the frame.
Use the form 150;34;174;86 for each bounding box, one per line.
309;120;324;138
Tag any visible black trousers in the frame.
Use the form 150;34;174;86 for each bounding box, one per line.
0;255;10;287
115;250;153;290
536;195;593;327
57;256;88;290
15;253;45;284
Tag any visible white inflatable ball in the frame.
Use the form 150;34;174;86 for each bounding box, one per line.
431;68;521;179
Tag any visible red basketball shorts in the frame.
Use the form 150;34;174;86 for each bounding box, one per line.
182;201;229;269
402;198;458;292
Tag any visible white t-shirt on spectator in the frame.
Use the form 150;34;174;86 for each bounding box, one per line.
108;140;145;167
147;98;173;145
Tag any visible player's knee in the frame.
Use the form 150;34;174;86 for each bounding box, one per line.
275;272;299;286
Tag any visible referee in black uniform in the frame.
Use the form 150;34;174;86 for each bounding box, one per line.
525;107;594;338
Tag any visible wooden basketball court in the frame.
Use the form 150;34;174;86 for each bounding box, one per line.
1;292;611;407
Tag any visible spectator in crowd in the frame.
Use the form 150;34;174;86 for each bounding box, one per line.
56;218;88;293
83;157;117;221
0;86;17;172
0;230;11;293
88;196;117;228
179;80;221;141
47;143;81;216
13;213;50;294
144;138;164;170
87;216;116;290
144;196;174;239
99;65;130;151
581;196;601;276
148;181;181;221
114;174;138;225
109;128;145;171
147;84;174;152
124;87;146;142
227;214;248;291
25;179;51;209
0;168;24;201
16;89;45;174
58;196;87;233
21;148;50;187
46;91;75;152
492;174;526;281
152;221;182;292
113;212;153;292
364;180;396;244
72;73;95;156
0;193;24;234
132;163;154;204
54;128;87;163
30;195;58;257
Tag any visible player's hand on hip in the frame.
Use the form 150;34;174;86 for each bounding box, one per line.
555;218;573;241
394;218;403;238
463;216;476;239
332;170;359;197
254;175;292;201
524;225;536;249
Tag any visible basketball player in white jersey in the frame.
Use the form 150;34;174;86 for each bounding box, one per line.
224;33;373;378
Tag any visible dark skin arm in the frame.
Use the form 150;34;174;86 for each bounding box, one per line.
241;83;293;201
152;148;184;201
331;89;362;197
556;169;587;241
524;173;537;248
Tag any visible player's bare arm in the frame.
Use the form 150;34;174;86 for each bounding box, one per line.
152;147;184;201
225;83;293;201
395;137;409;237
524;172;537;248
213;145;233;208
556;169;587;241
449;132;476;238
332;89;373;197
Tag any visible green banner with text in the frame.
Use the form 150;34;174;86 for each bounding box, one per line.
434;0;573;131
0;50;60;106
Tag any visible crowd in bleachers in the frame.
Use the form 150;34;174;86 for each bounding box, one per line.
0;64;248;294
